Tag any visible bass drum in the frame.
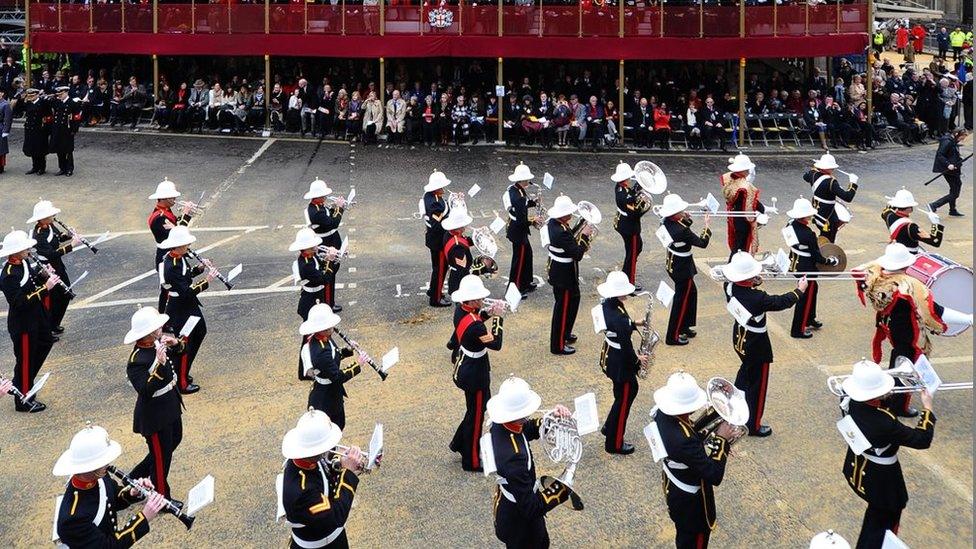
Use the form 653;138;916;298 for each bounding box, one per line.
834;202;853;223
906;252;973;336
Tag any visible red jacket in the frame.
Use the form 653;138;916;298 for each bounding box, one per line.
653;108;670;130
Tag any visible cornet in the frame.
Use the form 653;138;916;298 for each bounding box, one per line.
827;357;973;397
316;244;349;262
176;200;206;216
326;444;380;475
691;377;749;444
480;298;512;315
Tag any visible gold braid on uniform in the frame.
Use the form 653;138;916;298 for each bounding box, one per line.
720;173;758;207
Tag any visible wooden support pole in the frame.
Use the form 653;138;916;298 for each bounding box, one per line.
265;54;271;130
866;0;874;118
618;60;625;146
497;57;503;143
379;57;385;105
738;57;746;147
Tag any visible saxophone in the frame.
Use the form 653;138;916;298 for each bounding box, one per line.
636;297;660;379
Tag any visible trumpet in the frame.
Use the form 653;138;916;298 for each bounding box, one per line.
571;200;602;239
691;377;749;444
106;466;195;530
480;298;512;315
827;357;974;397
325;444;380;475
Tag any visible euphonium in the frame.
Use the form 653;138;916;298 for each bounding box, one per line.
540;410;583;487
470;226;499;276
571;200;602;239
691;377;749;444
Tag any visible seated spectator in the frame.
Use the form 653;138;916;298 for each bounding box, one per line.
346;91;363;141
485;95;499;144
700;96;725;151
503;93;522;147
848;100;875;150
633;97;652;148
435;93;452;146
786;89;804;113
118;76;148;131
269;82;285;132
822;96;852;149
686;102;702;150
605;100;619;147
804;97;828;150
231;85;251;134
583;95;605;151
468;95;485;145
652;101;671;150
152;82;174;130
361;90;383;144
569;94;586;148
404;95;421;145
208;82;226;129
89;79;109;125
746;92;768;115
286;88;302;133
831;77;846;106
552;95;571;147
882;92;914;147
520;95;544;146
168;82;189;131
386;89;406;145
452;95;472;146
187;79;209;132
903;95;928;143
249;85;266;130
848;74;866;105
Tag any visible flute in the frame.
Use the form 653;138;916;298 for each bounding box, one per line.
332;328;388;381
105;465;195;530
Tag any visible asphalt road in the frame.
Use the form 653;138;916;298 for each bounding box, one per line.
0;131;971;548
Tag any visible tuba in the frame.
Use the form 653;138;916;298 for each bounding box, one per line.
571;200;603;239
637;297;660;379
691;377;749;444
633;160;668;213
470;226;499;277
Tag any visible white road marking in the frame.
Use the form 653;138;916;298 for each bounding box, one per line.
269;274;296;288
348;267;357;273
81;225;269;238
821;354;974;374
74;233;245;307
66;286;301;311
347;283;357;289
198;139;276;218
335;283;345;289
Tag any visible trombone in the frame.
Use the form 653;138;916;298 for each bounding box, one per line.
827;357;974;397
685;197;778;220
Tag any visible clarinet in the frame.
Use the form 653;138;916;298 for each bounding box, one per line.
105;466;195;530
185;248;234;290
1;376;35;406
332;328;388;381
53;219;98;254
26;251;75;299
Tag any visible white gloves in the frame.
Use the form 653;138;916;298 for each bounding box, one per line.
923;208;941;225
940;307;973;327
848;173;859;184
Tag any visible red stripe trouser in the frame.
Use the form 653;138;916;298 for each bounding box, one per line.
129;418;183;498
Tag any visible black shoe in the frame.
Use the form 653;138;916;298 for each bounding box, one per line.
895;406;919;418
526;282;539;293
949;210;964;217
449;440;460;453
331;305;343;313
666;336;689;346
187;375;193;384
683;328;697;338
792;330;814;339
566;334;578;344
179;384;200;395
65;171;73;177
552;345;576;355
25;169;37;175
52;325;65;335
50;334;60;343
600;425;607;436
36;170;45;176
54;171;66;176
605;442;635;455
15;399;46;413
632;285;644;293
809;319;823;329
748;425;772;437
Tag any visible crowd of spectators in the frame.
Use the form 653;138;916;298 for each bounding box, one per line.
0;45;970;150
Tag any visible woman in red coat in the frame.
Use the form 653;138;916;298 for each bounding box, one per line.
895;25;909;52
653;102;672;150
911;24;927;54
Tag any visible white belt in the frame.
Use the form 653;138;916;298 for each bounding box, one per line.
460;346;487;358
789;247;811;257
668;247;692;257
662;463;700;494
152;380;176;398
862;452;898;465
508;213;517;220
314;376;333;385
291;527;344;548
616;208;628;216
302;285;325;293
548;254;573;263
814;197;835;204
167;291;180;297
736;322;767;334
604;337;621;350
315;229;338;238
497;478;539;503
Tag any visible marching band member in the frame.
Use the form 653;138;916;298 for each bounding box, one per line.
545;195;594;355
785;198;839;339
803;153;858;243
423;170;453;307
659;194;712;346
487;376;581;547
652;372;733;549
304;178;347;312
123;307;185;506
720;153;768;256
448;275;504;472
882;189;943;254
721;251;805;437
299;303;367;429
856;243;972;417
441;207;477;297
0;229;58;412
54;423;166;547
280;408;361;549
158;226;216;394
291;227;340;379
837;360;935;549
597;271;647;455
27;199;81;336
611;162;648;288
809;531;851;549
148;178;194;311
504;162;539;297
